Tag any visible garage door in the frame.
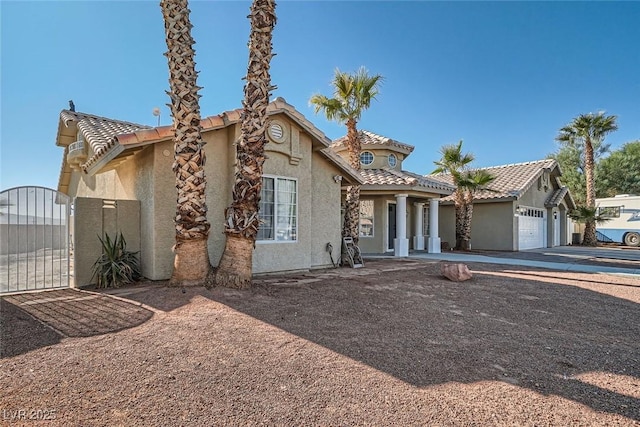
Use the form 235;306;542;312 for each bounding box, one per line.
518;206;546;250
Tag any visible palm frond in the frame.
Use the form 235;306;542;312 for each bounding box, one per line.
311;66;383;125
568;205;613;225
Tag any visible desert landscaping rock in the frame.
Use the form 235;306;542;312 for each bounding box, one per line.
1;259;639;426
441;262;473;281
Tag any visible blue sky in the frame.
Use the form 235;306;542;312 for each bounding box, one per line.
1;1;639;191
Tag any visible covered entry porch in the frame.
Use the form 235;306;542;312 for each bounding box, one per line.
356;185;453;257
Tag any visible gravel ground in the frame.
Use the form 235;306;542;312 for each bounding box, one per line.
1;259;639;426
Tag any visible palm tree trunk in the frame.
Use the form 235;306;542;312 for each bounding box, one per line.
341;119;361;264
583;138;598;246
343;118;362;244
453;189;466;250
161;0;212;286
214;0;276;289
460;202;473;251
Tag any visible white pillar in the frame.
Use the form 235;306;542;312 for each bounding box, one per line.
413;202;425;250
394;194;409;256
427;198;441;253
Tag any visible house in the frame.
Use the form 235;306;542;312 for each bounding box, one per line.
330;130;456;256
55;98;361;286
429;159;577;251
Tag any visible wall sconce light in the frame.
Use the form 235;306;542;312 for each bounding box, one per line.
333;175;343;183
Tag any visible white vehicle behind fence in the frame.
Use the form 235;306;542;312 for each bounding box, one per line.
595;194;640;246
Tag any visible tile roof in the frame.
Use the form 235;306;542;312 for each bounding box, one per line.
360;168;455;194
431;159;560;202
58;110;151;171
56;98;362;186
331;130;415;155
545;186;576;210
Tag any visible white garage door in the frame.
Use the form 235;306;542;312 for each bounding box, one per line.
518;206;546;250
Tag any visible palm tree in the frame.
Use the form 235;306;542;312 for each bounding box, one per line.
214;0;276;289
557;112;617;246
161;0;211;286
457;169;496;250
432;141;495;250
310;67;383;246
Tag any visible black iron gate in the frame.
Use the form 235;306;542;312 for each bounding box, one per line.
0;187;71;294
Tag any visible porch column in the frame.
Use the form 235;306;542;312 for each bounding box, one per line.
413;202;425;250
394;194;409;257
427;198;441;253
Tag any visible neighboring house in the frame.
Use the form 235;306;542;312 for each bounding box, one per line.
55;97;361;285
429;159;576;251
330;130;456;256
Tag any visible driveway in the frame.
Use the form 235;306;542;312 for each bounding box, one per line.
404;245;640;276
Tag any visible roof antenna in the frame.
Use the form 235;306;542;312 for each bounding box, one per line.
69;100;75;112
152;107;161;126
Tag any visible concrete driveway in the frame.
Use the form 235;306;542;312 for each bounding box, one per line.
399;245;640;276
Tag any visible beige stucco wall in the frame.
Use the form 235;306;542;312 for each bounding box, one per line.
438;176;573;251
310;151;343;269
253;122;309;273
357;196;391;254
73;197;140;287
65;112;346;280
439;202;515;251
335;147;406;171
147;127;234;280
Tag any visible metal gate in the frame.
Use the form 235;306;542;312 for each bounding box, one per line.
0;187;71;294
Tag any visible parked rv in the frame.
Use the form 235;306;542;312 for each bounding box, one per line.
595;194;640;246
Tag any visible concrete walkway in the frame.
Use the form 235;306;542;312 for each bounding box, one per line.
365;246;640;276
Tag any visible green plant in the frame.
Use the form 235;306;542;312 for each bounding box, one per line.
91;232;141;288
569;205;613;225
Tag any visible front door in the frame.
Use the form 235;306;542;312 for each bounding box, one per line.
388;203;396;251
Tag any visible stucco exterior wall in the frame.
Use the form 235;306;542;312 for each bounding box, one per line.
73;197;140;287
253;126;312;274
473;202;516;251
438;174;575;251
439;202;515;251
64;112;347;280
357;196;390;254
145;127;234;280
310;151;343;269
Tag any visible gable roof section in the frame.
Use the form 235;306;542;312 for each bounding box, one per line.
545;185;577;210
360;168;455;194
56;98;362;191
331;130;415;156
56;111;151;194
431;159;564;203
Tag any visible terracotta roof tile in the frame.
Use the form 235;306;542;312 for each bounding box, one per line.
432;159;559;202
57;98;357;182
360;169;455;193
331;130;414;155
58;110;151;171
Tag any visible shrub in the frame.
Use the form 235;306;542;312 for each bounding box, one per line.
91;232;141;288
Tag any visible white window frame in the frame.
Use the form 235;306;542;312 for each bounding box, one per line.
360;151;374;166
257;175;298;244
359;199;374;238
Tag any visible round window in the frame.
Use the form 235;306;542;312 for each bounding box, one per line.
388;154;397;167
360;151;374;166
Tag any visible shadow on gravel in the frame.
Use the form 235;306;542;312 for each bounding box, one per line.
205;262;640;422
71;260;639;422
1;289;154;358
0;298;63;358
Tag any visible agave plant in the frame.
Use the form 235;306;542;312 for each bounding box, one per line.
91;233;141;288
